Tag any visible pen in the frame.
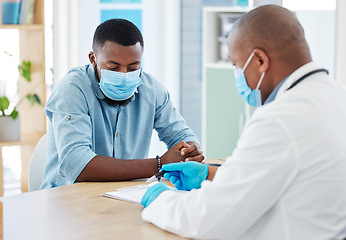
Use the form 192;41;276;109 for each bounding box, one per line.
155;170;168;182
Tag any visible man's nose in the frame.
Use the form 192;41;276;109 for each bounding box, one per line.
119;67;128;73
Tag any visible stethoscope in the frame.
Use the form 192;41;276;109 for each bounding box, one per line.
286;68;329;91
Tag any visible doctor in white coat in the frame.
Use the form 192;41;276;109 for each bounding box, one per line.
141;5;346;240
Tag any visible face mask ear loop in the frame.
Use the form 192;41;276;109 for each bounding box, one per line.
94;57;102;72
256;72;265;90
242;52;255;71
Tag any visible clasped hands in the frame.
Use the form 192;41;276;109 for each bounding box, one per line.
160;141;204;165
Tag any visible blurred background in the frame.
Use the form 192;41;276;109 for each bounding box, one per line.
0;0;344;196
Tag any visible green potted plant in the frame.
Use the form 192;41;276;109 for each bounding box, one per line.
0;59;42;141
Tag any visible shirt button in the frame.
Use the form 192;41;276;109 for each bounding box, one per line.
116;133;118;137
67;116;71;120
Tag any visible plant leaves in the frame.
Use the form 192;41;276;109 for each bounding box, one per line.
32;94;42;106
26;93;42;106
0;96;10;113
26;94;35;105
10;108;18;119
4;51;13;57
18;60;31;82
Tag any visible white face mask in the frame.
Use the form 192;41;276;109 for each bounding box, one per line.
233;52;265;107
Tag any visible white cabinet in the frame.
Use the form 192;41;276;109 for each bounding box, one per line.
202;7;249;159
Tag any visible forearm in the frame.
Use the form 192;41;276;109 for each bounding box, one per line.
76;155;159;182
207;166;218;181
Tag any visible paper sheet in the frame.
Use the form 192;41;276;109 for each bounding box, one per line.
146;175;168;183
103;182;160;204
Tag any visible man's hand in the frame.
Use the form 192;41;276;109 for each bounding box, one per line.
160;141;205;165
160;141;189;164
162;161;209;191
181;142;204;162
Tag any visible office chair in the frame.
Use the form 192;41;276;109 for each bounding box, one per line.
28;134;47;191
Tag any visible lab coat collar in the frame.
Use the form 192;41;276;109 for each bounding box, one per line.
275;61;322;99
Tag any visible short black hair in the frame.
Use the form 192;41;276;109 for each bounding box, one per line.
92;18;144;51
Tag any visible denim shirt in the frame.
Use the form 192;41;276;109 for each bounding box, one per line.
41;64;199;189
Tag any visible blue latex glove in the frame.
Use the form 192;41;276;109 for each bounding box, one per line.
141;182;171;208
162;161;208;191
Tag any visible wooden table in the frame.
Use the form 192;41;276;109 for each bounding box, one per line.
1;158;226;239
1;181;188;240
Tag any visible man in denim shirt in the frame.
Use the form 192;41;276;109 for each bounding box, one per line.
41;19;203;189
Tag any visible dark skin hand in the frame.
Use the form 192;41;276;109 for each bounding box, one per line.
180;141;204;162
207;166;218;181
76;141;204;182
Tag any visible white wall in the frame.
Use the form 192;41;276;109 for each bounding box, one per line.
142;0;181;109
53;0;80;84
296;11;336;79
281;1;336;79
77;0;100;67
283;0;336;10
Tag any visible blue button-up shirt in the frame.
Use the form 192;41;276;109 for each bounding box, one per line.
41;64;199;189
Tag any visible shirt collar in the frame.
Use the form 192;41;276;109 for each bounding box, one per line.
87;64;106;100
263;76;289;105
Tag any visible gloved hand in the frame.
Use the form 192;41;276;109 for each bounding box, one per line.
162;161;208;191
141;182;171;208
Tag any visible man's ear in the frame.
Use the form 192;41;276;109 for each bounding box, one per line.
253;49;269;74
88;51;96;66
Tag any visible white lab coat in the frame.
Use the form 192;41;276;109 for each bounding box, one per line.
142;62;346;240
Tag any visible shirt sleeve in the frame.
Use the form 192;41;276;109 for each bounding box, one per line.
153;81;199;149
142;115;300;239
45;78;97;183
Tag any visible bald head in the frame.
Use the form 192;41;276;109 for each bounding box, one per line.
229;5;311;64
227;5;313;104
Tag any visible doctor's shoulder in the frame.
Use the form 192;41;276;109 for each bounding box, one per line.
251;94;311;123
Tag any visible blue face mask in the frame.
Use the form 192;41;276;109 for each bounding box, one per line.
234;52;265;107
98;68;142;101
